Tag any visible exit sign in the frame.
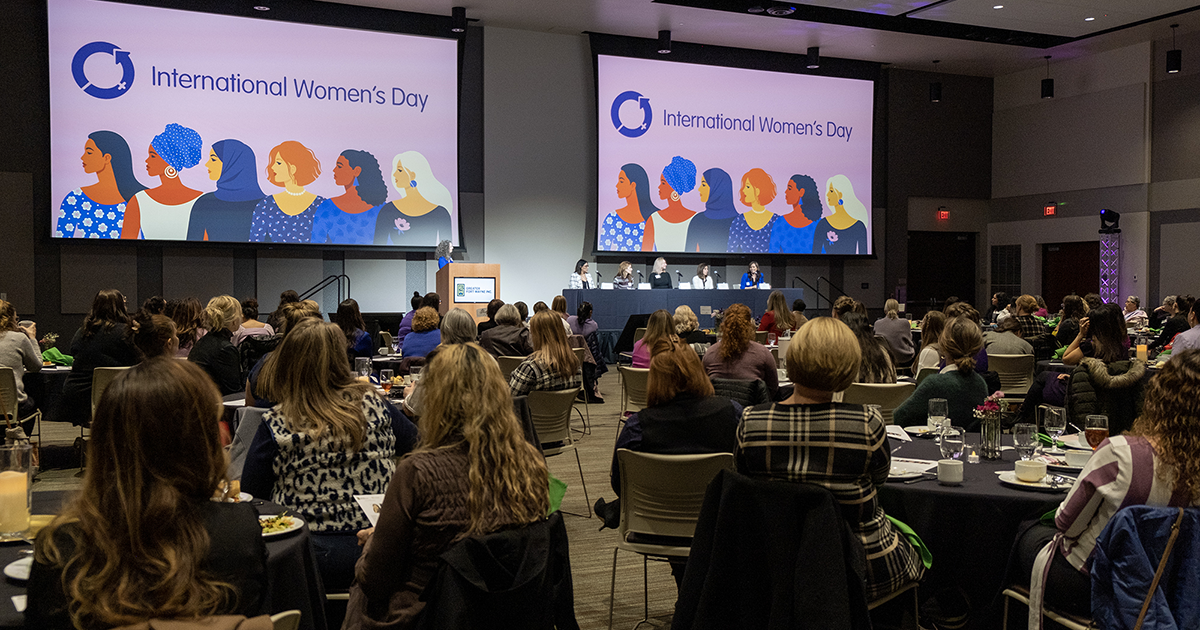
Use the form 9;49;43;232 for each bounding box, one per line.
937;210;950;221
1044;204;1057;216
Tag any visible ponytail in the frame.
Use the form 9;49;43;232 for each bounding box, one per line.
940;316;983;374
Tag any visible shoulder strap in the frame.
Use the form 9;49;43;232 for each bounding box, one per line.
1133;507;1185;630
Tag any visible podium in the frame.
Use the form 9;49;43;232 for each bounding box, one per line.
436;263;500;323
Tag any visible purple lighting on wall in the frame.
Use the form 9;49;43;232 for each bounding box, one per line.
1100;233;1120;305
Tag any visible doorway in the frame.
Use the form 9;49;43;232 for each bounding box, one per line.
1042;241;1099;310
907;231;976;313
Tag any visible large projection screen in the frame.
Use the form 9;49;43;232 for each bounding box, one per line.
48;0;459;247
596;54;873;255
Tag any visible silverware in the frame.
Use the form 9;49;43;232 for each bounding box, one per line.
904;474;937;485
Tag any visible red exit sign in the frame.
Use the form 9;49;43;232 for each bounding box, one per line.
1044;204;1057;216
937;210;950;221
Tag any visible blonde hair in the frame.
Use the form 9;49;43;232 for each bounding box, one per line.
1015;294;1038;316
653;257;667;273
786;317;861;392
199;295;240;332
277;300;321;336
673;305;699;335
884;299;900;319
766;290;795;330
940;316;983;373
529;310;579;379
257;320;376;450
0;300;19;332
416;343;549;534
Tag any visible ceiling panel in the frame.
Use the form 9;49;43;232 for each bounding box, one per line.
784;0;940;17
909;0;1200;38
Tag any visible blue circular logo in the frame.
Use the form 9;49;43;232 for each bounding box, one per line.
611;91;652;138
72;42;135;99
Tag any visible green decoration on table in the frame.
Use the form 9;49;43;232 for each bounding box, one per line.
1053;345;1067;360
548;474;566;515
887;515;933;569
1039;508;1058;526
41;348;73;366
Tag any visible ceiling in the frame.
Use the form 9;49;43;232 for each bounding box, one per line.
325;0;1200;76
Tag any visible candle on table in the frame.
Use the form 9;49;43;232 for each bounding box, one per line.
0;470;29;535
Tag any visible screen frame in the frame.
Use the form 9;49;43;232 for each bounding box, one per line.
588;32;883;260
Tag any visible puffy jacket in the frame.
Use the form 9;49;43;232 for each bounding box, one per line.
1067;358;1146;436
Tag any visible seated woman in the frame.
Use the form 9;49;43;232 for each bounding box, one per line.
401;307;441;359
737;317;925;600
550;295;573;334
757;290;796;339
893;317;988;430
740;261;763;290
674;305;711;344
984;317;1033;356
1055;294;1088;348
126;310;179;361
632;309;677;369
914;310;948;373
341;343;549;628
792;299;809;328
1015;348;1200;619
188;295;243;396
650;257;673;290
401;308;479;418
702;303;779;399
873;299;915;366
1012;294;1052;358
334;298;374;364
60;289;139;427
1063;302;1145;433
1153;295;1193;351
842;312;897;384
509;311;581;397
692;263;714;290
476;299;504;337
568;259;593;289
232;298;273;347
242;320;417;591
245;300;323;409
0;300;41;431
568;301;608;402
480;304;534;358
166;297;206;359
613;261;636;290
28;359;268;630
1123;295;1149;328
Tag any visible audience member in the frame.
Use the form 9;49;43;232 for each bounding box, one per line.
188;295;243;396
737;317;925;600
242;320;417;592
944;302;991;375
509;310;581;397
702;303;779;399
394;292;424;351
1149;295;1176;330
550;295;573;333
831;295;860;320
673;305;710;344
791;299;808;328
334;298;374;363
28;359;268;630
0;300;41;429
1153;294;1193;351
245;300;323;408
140;295;166;315
984;292;1009;324
476;299;505;337
943;296;961;313
342;343;548;628
1063;302;1144;433
265;289;300;331
757;290;797;339
570;301;608;401
402;308;480;418
843;312;896;384
232;298;273;346
1122;295;1148;327
1012;294;1049;339
632;309;676;369
894;316;988;430
126;311;179;361
1055;294;1088;347
166;297;205;359
514;301;529;324
914;310;948;372
984;317;1032;356
401;307;441;359
479;305;534;358
1169;299;1200;357
61;289;139;427
873;298;915;366
1083;292;1103;311
1033;295;1049;318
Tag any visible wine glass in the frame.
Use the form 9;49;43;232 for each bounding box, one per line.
1012;423;1038;461
354;357;372;381
940;426;965;460
380;369;394;394
1085;415;1109;450
1043;407;1067;454
927;398;948;432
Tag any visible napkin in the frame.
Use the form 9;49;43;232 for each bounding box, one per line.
355;494;386;527
885;425;912;442
41;348;73;366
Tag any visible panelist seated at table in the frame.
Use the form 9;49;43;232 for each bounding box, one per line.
60;289;140;427
28;359;269;630
1014;349;1200;621
632;310;677;369
568;259;594;289
479;305;534;358
613;261;636;290
740;261;764;289
509;311;581;397
692;263;714;290
736;318;925;601
241;321;418;592
649;257;673;289
343;343;550;628
0;300;42;428
893;317;988;431
702;304;778;399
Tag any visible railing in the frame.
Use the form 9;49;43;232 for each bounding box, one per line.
817;276;849;303
299;274;350;304
792;277;830;310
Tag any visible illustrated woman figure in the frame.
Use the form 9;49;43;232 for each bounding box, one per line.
727;168;778;253
120;123;204;240
813;174;868;255
599;163;657;251
371;151;454;246
249;141;333;243
57;131;146;239
186;139;264;242
684;167;738;253
312;149;388;245
643;156;698;252
769;174;824;254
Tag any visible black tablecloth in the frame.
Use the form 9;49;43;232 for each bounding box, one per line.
879;436;1064;629
0;491;327;630
562;288;807;331
22;368;70;425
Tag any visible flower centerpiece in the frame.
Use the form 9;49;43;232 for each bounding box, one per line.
37;332;58;350
973;391;1008;459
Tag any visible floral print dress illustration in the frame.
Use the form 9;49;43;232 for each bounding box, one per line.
56;189;125;239
726;213;776;253
599;213;645;251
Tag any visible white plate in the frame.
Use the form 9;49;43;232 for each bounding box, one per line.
4;557;31;581
997;471;1074;493
903;426;937;437
1058;433;1095;451
259;514;304;538
889;458;938;480
238;492;253;503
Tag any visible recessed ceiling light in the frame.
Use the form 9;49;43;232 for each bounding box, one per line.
1085;17;1095;21
993;5;1003;9
253;5;269;10
766;5;796;16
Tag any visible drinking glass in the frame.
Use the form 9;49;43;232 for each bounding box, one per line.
1012;423;1038;461
927;398;948;431
767;332;777;346
1043;407;1067;454
410;365;423;382
1085;415;1109;450
355;357;372;381
380;369;394;394
0;445;32;539
939;426;965;460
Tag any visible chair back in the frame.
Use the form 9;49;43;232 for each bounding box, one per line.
777;336;791;367
915;367;938;384
379;331;395;350
271;610;302;630
755;331;768;345
527;388;579;448
989;354;1035;396
227;406;270;480
711;378;769;408
617;449;734;541
572;347;585;364
91;366;132;419
634;327;647;344
497;356;525;381
0;368;18;421
841;382;916;425
238;334;280;382
619;366;650;412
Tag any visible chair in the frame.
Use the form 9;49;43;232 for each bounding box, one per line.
633;327;647;344
497;356;525;381
227;406;269;480
0;367;40;441
608;450;735;629
1001;585;1092;630
85;366;131;468
841;382;916;425
270;610;302;630
915;367;938;384
867;581;922;629
571;346;590;434
990;353;1035;400
528;388;590;518
617;366;650;438
755;331;768;344
710;378;769;408
776;336;791;368
378;331;395;351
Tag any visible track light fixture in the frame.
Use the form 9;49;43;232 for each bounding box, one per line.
451;7;466;33
1041;55;1054;99
806;46;820;69
1168;24;1181;74
930;60;941;103
658;30;671;54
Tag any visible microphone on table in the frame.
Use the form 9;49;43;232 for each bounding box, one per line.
676;270;684;283
712;269;721;279
637;269;645;279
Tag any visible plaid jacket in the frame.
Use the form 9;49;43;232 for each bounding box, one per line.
737;402;925;599
509;355;581;397
1014;314;1049;340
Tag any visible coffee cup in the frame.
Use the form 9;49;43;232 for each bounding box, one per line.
937;459;963;485
1015;460;1047;482
1065;450;1091;467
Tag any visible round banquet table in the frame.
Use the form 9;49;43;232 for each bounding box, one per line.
879;434;1067;630
0;491;328;630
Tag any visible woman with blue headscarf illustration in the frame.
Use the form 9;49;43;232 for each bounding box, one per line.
249;140;336;243
643;156;698;252
599;163;656;252
813;174;869;255
769;174;824;254
57;131;146;239
121;123;204;240
683;167;738;253
372;151;454;246
312;150;388;245
727;168;778;253
186;140;263;242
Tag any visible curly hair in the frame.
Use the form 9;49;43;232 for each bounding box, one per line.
832;295;859;319
718;303;755;361
412;307;440;333
340;149;388;206
1130;348;1200;501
